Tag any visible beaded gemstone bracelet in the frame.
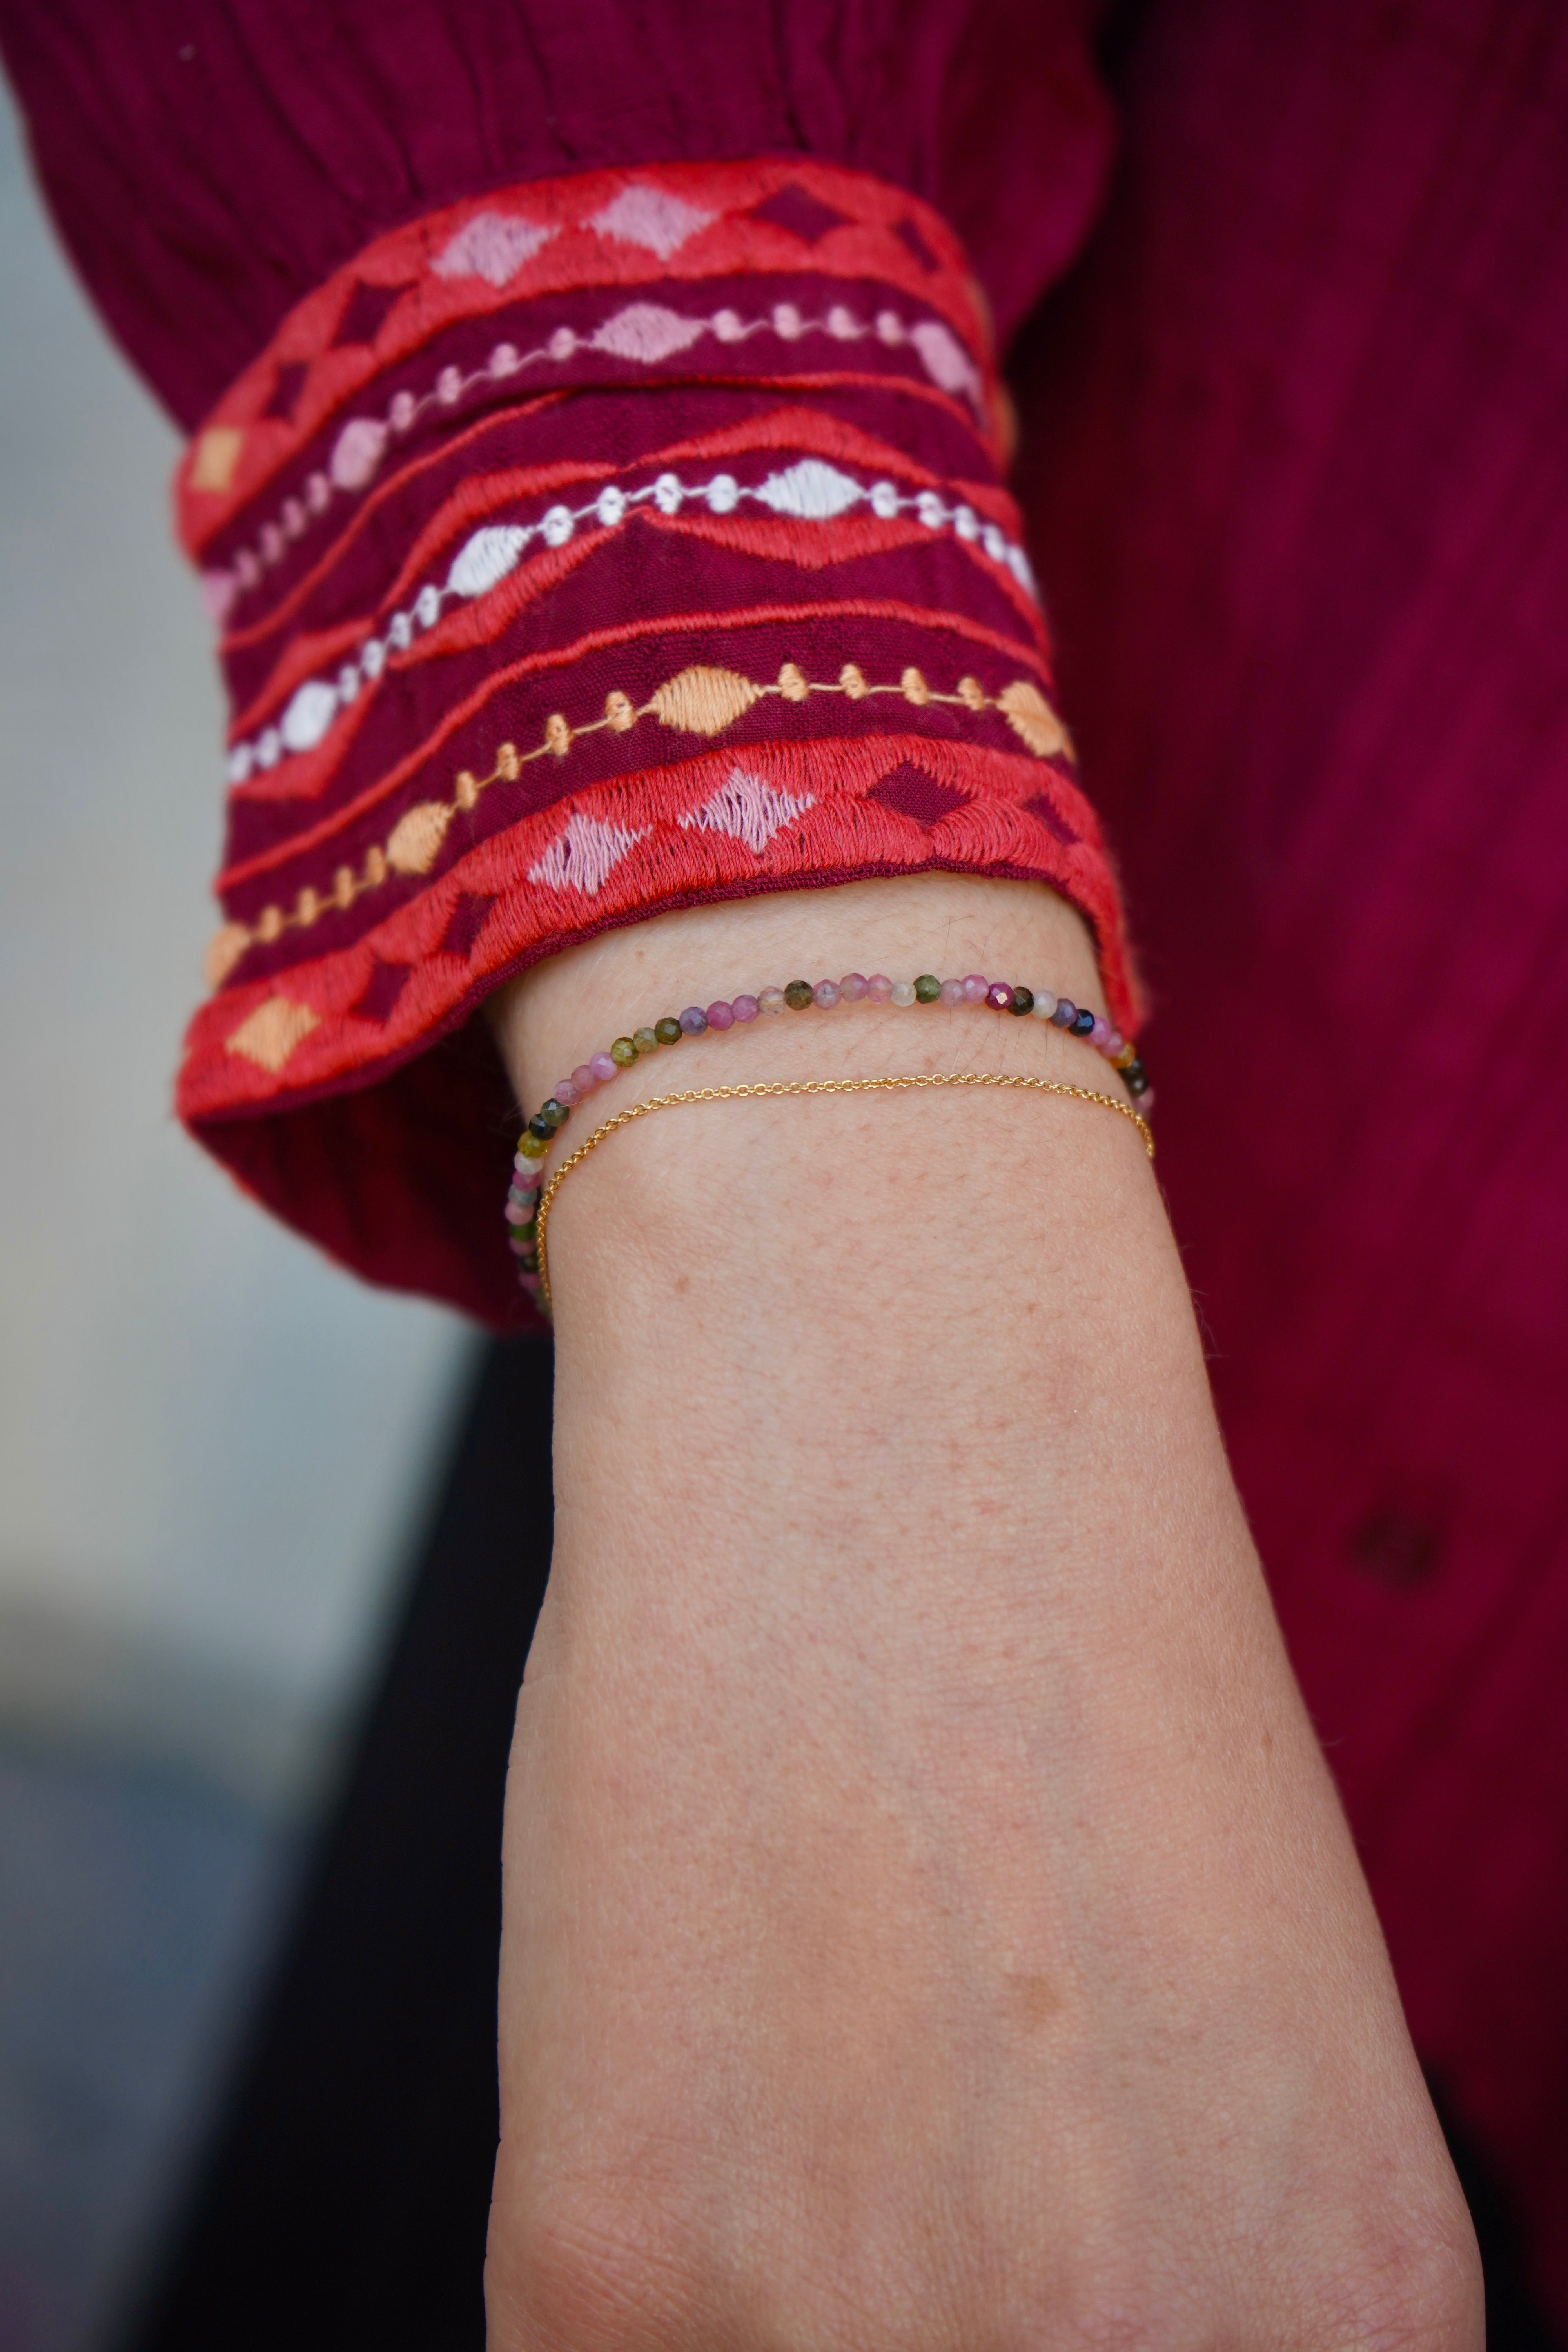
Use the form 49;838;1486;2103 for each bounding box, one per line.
505;971;1149;1307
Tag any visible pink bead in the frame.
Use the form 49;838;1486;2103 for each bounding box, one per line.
939;976;965;1006
1136;1088;1154;1114
866;973;894;1002
814;979;840;1008
1103;1031;1124;1058
839;973;868;1001
1090;1016;1112;1049
505;1200;529;1223
986;982;1013;1011
588;1052;617;1083
553;1080;578;1105
571;1064;598;1093
731;993;760;1022
962;974;989;1003
706;999;735;1030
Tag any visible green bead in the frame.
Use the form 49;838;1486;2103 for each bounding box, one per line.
516;1217;538;1241
784;979;815;1009
914;973;942;1003
540;1098;569;1129
610;1036;638;1066
633;1026;659;1056
654;1016;682;1045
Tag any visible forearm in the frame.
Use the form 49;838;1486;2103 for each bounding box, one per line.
484;873;1474;2348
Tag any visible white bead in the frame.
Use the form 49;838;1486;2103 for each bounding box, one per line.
226;743;254;786
869;479;900;519
541;503;575;547
982;523;1007;561
337;664;361;704
953;503;980;542
712;308;745;343
1031;989;1057;1019
653;471;684;514
361;639;386;680
260;522;283;564
256;728;282;770
706;473;739;513
414;583;441;628
235;548;261;589
890;978;917;1006
389;390;416;430
548;326;577;361
490;342;519;376
305;470;331;512
826;304;860;339
388;611;413;650
281;497;305;537
875;310;905;344
595;484;628;527
1007;544;1039;598
436;365;463;404
915;490;947;530
771;301;804;340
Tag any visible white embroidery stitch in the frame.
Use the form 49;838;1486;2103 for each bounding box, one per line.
588;185;715;260
223;461;1040;785
526;813;649;896
207;301;991;620
678;766;815;855
434;213;556;288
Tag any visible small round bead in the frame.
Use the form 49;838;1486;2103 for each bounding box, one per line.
1050;1000;1077;1029
527;1112;555;1142
1009;985;1034;1016
678;1006;708;1035
839;973;868;1001
512;1162;540;1186
784;980;815;1010
589;1051;619;1080
633;1027;659;1055
1111;1041;1137;1069
891;978;916;1006
505;1199;529;1223
864;973;894;1003
1071;1007;1096;1037
706;1000;735;1030
758;987;786;1015
1030;991;1057;1020
653;1016;683;1045
553;1079;579;1104
609;1036;639;1066
985;982;1013;1011
571;1063;599;1092
963;974;989;1004
518;1130;549;1159
1124;1059;1149;1094
1135;1087;1155;1114
1089;1016;1112;1049
731;993;760;1022
814;979;840;1008
1103;1030;1125;1058
938;976;965;1006
539;1099;569;1128
914;973;942;1003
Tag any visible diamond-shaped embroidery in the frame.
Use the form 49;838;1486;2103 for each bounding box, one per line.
750;185;850;244
350;960;413;1024
225;996;320;1072
263;361;310;423
893;216;940;272
333;280;405;348
527;813;648;897
869;763;966;826
678;767;814;855
439;892;497;960
1022;793;1077;845
588;185;715;260
434;212;555;288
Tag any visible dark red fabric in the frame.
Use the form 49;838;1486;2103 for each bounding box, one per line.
3;0;1566;2322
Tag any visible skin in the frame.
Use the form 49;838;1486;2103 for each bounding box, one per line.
483;871;1481;2352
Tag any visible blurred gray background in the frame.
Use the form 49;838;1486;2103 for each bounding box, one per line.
0;84;473;2352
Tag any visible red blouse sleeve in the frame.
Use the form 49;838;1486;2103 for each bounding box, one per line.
0;0;1134;1326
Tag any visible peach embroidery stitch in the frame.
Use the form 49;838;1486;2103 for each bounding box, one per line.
204;663;1071;984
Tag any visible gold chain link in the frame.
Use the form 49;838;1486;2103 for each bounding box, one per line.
532;1071;1154;1310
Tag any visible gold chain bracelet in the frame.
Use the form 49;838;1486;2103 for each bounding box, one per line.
532;1070;1154;1310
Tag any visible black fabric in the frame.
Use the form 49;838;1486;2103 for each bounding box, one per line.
122;1337;554;2352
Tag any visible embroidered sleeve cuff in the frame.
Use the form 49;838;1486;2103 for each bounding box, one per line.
173;158;1139;1326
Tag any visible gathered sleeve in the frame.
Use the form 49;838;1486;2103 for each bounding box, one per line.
0;0;1131;1323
